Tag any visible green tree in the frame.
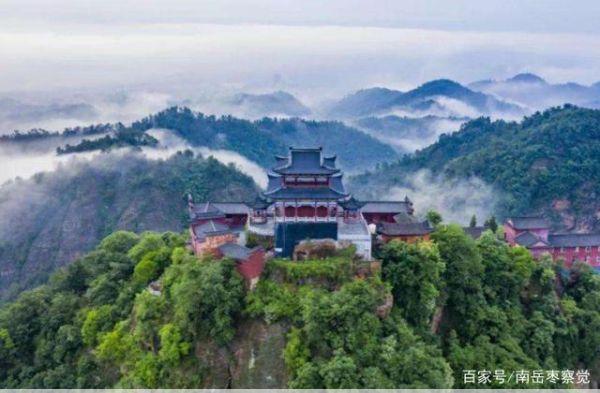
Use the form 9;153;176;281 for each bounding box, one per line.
380;240;445;330
99;231;140;254
167;259;244;344
431;224;485;341
81;306;114;346
484;216;498;232
469;215;477;228
426;210;443;226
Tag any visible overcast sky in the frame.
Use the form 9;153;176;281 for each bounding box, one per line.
1;0;599;96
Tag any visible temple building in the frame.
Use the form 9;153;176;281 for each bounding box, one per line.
504;216;600;271
189;147;426;265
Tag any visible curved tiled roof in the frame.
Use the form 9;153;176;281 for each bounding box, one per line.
218;243;262;260
378;221;432;236
549;234;600;247
361;201;411;214
273;148;340;175
264;173;283;193
247;196;271;210
508;216;550;230
193;220;232;240
323;155;337;169
329;174;347;195
190;201;225;220
339;196;365;210
264;187;347;200
211;202;250;215
514;231;549;247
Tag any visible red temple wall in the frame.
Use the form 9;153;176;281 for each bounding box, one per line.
234;249;266;280
504;224;518;244
504;224;549;244
191;232;238;256
551;246;600;267
381;234;430;244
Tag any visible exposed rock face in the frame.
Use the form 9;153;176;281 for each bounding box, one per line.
376;293;394;319
194;319;289;388
230;319;289;388
293;239;338;261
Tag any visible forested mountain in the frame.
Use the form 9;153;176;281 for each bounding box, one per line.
0;152;258;302
129;107;397;171
352;105;600;231
3;106;398;173
327;79;524;119
1;226;598;388
470;73;600;111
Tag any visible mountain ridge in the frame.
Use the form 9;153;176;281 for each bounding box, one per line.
351;105;600;232
469;73;600;110
327;79;524;119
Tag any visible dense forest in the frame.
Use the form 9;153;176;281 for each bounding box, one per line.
0;124;119;143
352;105;600;231
0;151;258;302
129;107;398;171
56;128;158;155
1;225;598;388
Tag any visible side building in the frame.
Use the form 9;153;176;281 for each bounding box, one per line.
504;216;600;271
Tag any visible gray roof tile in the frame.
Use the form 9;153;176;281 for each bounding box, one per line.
508;216;550;230
273;148;340;175
218;243;263;261
549;234;600;247
218;242;253;260
264;187;347;200
211;202;250;215
378;221;432;236
362;201;411;214
514;231;548;247
193;220;232;239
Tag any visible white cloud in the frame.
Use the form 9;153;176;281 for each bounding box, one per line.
386;169;498;225
1;24;599;98
145;128;268;187
0;129;267;188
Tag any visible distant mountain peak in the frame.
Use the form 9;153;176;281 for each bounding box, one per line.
507;73;547;84
419;79;463;89
231;90;311;117
413;79;470;96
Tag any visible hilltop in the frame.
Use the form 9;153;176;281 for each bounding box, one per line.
1;226;598;387
229;91;311;118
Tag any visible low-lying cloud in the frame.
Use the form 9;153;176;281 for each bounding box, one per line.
386;169;498;225
0;128;268;189
146;129;268;187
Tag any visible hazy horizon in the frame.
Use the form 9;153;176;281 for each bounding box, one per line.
1;0;600;99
